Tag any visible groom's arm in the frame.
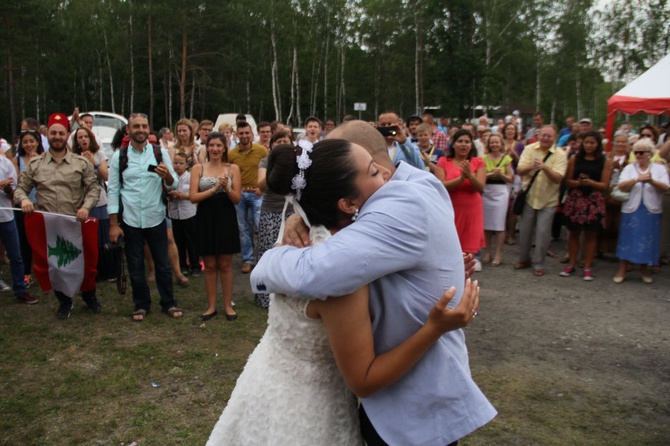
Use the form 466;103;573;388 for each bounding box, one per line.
251;183;427;299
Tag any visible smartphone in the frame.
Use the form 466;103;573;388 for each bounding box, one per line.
147;164;158;172
377;126;397;137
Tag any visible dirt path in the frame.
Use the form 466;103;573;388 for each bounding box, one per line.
461;239;670;444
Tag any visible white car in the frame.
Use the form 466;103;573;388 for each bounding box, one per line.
70;111;128;159
213;113;258;135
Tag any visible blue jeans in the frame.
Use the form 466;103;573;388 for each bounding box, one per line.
124;219;176;312
236;192;262;264
0;219;26;297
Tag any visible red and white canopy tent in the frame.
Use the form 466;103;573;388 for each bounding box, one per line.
606;52;670;149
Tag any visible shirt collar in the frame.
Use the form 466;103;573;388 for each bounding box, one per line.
45;149;73;164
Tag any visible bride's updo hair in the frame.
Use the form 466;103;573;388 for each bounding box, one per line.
267;139;359;228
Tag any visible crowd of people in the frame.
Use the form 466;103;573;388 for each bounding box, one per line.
1;108;669;445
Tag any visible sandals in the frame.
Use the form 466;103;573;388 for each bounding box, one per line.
132;309;147;322
533;269;545;277
176;274;189;287
163;307;184;319
514;261;531;270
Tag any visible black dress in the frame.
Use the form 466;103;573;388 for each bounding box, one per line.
196;175;241;255
562;157;607;232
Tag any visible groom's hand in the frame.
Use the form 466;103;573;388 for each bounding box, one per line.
281;214;311;248
463;253;476;279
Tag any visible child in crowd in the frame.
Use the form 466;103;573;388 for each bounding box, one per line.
168;152;200;277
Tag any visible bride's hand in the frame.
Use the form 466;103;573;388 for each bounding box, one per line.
281;214;311;248
426;278;479;335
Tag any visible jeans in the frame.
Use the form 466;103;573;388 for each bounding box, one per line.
124;219;176;311
235;192;262;264
518;205;557;269
0;219;26;296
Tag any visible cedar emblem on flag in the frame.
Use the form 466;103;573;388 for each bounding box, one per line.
25;212;98;296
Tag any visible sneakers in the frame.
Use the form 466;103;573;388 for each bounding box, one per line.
56;299;73;320
559;266;575;277
84;295;102;314
474;259;482;272
16;291;38;305
24;275;32;288
0;278;10;292
582;270;594;281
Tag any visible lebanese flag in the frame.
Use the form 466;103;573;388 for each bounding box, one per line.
25;212;98;296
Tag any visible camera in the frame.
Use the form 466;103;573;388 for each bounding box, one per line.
104;237;125;252
377;126;398;137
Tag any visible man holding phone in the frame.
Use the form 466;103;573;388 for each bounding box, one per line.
107;113;181;321
377;111;425;169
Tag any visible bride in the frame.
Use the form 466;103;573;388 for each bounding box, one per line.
207;139;479;445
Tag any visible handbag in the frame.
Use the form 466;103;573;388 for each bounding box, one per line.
610;185;630;202
512;151;553;215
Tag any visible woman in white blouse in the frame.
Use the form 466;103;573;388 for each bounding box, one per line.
613;139;670;283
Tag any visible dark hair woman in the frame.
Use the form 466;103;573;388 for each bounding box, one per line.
189;132;241;320
207;139;481;445
437;129;486;263
72;126;116;281
560;131;611;281
12;130;45;283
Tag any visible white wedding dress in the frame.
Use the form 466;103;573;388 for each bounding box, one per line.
207;226;364;446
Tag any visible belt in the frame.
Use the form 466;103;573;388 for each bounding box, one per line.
242;187;256;192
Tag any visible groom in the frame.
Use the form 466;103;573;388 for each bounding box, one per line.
251;121;496;445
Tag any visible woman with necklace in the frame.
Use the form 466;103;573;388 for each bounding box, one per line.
502;122;525;245
482;133;513;265
560;131;611;281
437;129;486;263
171;118;198;169
613;138;670;283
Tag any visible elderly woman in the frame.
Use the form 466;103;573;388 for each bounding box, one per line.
613;139;670;283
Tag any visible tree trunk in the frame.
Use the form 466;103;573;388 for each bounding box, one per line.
97;50;104;109
535;55;541;112
339;47;346;123
21;64;26;119
189;70;196;118
323;31;330;121
129;4;135;113
180;31;187;118
286;44;297;126
575;58;582;119
414;8;421;114
270;16;281;121
7;50;16;143
148;0;154;127
103;30;116;113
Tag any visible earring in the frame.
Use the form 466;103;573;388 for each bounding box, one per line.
351;208;359;222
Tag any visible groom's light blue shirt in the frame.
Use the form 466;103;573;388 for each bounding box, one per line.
251;162;497;445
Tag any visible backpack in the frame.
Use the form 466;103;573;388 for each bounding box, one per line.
117;144;168;222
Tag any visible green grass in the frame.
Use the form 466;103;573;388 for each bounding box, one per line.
1;264;668;445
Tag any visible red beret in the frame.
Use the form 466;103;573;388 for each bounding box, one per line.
47;113;70;131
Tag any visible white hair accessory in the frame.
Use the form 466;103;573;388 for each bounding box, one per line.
291;142;313;201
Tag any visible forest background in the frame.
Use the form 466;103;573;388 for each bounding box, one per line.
1;0;669;141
